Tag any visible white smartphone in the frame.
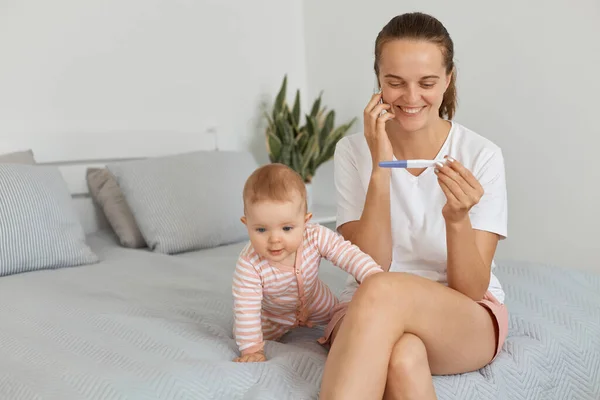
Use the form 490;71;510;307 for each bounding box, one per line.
374;77;386;116
379;96;387;116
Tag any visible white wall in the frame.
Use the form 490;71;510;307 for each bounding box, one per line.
3;0;599;271
304;0;600;272
0;0;308;164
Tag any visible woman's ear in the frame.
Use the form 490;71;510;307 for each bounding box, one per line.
445;67;455;91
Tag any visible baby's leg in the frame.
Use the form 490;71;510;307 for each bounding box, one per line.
307;279;339;326
235;315;294;362
261;314;295;341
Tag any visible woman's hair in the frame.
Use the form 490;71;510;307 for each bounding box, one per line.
374;12;457;120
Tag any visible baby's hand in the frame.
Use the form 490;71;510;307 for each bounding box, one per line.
233;351;266;363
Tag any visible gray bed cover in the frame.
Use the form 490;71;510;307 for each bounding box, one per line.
0;231;598;399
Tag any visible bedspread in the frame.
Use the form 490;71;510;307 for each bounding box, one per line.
0;231;598;399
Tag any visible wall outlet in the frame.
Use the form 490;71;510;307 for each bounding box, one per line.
205;125;219;150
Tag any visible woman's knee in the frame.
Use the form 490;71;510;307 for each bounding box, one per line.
388;333;430;380
353;272;416;312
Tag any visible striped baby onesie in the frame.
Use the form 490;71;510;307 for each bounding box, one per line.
232;223;383;355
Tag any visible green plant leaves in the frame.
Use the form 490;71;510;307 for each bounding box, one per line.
265;75;356;183
273;75;287;121
310;93;322;118
291;89;301;126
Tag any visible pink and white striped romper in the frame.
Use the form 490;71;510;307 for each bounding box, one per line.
232;223;383;355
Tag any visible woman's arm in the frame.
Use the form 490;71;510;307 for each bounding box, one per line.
336;91;395;270
338;169;393;271
445;218;498;300
435;153;507;301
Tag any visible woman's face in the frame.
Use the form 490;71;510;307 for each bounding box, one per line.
378;39;451;133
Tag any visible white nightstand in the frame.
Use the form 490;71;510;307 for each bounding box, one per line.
310;203;336;228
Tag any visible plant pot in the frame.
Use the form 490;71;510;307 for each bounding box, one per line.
305;182;313;210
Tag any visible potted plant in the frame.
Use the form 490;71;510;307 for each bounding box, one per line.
264;75;357;208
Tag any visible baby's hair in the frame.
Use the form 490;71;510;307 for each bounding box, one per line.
243;163;307;213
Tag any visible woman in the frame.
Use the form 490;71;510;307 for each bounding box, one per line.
318;12;509;400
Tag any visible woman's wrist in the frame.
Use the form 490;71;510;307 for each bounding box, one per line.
444;214;472;232
369;168;392;196
370;166;391;182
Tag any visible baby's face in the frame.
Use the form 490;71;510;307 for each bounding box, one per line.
242;198;310;266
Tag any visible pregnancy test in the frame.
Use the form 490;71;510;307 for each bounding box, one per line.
378;160;445;169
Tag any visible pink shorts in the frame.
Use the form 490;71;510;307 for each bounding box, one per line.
319;290;509;362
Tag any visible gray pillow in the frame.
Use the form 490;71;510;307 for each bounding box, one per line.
0;164;99;276
86;168;146;248
0;149;36;164
106;150;257;254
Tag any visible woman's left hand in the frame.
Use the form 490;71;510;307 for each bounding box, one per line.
435;156;484;224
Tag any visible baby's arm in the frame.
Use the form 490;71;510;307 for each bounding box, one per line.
314;224;384;283
232;256;267;362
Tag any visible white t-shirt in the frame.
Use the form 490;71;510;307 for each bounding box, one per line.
334;120;507;303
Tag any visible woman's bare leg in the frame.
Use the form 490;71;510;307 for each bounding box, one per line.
319;272;498;400
382;333;436;400
330;325;437;400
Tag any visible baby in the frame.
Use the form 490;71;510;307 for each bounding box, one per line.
232;163;384;362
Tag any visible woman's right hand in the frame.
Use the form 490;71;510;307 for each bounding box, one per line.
363;92;395;169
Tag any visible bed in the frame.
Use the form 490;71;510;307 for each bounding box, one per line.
0;143;599;400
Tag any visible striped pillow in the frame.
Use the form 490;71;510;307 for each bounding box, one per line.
0;164;99;276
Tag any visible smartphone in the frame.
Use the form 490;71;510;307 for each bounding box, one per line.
378;96;387;116
374;77;386;116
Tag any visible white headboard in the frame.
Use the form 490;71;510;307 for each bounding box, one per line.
1;131;218;234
